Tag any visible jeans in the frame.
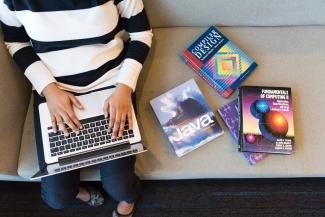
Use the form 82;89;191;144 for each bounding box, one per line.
33;87;141;209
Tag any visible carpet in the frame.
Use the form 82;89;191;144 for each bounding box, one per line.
0;178;325;217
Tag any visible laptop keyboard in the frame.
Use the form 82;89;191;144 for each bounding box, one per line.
47;115;134;157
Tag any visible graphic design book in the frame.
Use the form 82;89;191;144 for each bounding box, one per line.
238;86;295;154
181;26;257;98
150;79;224;157
218;99;268;165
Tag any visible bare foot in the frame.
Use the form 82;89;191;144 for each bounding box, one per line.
117;201;134;215
76;187;90;202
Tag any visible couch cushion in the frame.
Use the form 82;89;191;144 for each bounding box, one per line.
18;26;325;180
0;30;31;176
144;0;325;27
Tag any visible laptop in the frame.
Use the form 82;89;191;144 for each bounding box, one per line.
31;86;147;180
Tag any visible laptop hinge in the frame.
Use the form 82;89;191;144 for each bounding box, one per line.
58;142;131;166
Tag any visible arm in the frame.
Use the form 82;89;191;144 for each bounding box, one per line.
0;2;82;135
115;0;153;91
0;2;56;94
104;0;153;138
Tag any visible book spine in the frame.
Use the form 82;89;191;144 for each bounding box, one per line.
237;88;243;151
222;88;233;98
288;88;295;153
181;52;225;96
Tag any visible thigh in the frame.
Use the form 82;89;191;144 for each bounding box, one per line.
41;170;80;209
41;170;80;196
100;155;136;179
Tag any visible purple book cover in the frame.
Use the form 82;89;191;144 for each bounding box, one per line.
218;99;268;165
150;79;224;157
239;86;295;154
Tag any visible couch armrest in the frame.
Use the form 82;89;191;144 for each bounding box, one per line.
0;31;31;176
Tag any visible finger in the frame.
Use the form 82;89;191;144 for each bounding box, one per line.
60;111;78;134
127;111;133;130
103;100;109;118
56;115;69;137
69;95;84;110
108;107;116;133
51;115;58;133
112;112;121;139
118;113;126;138
66;108;82;132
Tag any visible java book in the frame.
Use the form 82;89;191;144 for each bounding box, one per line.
150;79;224;157
181;26;257;98
239;86;295;154
218;99;268;165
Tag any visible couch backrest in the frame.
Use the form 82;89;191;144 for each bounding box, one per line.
144;0;325;27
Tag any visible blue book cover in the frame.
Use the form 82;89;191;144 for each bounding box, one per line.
218;99;268;165
181;26;257;98
150;79;224;157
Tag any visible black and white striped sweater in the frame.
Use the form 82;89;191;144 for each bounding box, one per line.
0;0;153;94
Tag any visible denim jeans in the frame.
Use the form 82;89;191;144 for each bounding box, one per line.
33;87;141;209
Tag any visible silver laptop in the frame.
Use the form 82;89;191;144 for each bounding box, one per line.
31;86;146;180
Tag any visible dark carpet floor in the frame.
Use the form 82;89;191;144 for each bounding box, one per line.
0;178;325;217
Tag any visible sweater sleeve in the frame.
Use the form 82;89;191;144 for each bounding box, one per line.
0;2;56;95
115;0;153;91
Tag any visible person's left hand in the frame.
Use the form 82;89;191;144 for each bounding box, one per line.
103;83;133;139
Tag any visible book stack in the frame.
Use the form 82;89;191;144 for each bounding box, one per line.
150;26;295;163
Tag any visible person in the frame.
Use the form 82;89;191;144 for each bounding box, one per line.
0;0;152;216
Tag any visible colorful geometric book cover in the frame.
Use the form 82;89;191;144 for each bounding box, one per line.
150;79;224;157
218;99;268;165
238;86;295;154
181;26;257;98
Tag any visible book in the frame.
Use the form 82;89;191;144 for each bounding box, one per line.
150;79;224;157
238;86;295;154
181;26;257;98
218;99;268;165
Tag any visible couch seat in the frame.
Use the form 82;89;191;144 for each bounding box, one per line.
18;27;325;180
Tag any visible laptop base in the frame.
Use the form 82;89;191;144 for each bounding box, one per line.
31;142;146;180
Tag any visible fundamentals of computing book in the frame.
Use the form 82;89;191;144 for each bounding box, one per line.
181;26;257;98
218;99;268;165
238;86;295;154
150;79;224;157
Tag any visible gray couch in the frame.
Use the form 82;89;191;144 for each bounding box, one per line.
1;0;325;181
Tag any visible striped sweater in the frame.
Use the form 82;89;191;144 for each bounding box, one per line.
0;0;153;94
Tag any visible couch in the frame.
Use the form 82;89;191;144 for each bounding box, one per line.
1;0;325;181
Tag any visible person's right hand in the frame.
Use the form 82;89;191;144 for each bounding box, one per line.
42;83;84;137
